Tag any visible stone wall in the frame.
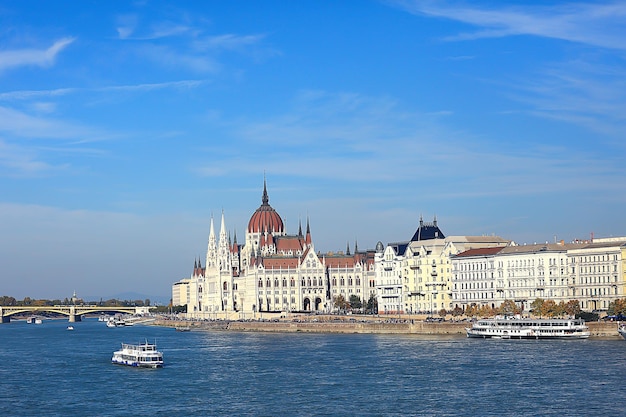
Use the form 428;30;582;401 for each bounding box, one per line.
153;319;623;338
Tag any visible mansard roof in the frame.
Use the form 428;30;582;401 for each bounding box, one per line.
410;215;445;242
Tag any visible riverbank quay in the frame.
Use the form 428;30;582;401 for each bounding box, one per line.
151;317;623;338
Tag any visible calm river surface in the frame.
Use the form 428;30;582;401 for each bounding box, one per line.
0;318;624;416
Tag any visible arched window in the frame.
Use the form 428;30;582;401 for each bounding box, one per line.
332;278;337;286
259;280;263;288
266;279;271;288
291;278;295;287
223;282;228;291
274;279;279;288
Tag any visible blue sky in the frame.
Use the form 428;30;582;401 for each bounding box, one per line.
1;1;625;301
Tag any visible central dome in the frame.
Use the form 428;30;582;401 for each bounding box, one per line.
247;180;284;234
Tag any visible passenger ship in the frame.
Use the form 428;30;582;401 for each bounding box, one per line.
111;341;164;368
466;317;590;339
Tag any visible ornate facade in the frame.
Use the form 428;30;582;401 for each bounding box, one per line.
450;237;626;313
174;180;375;319
375;217;511;314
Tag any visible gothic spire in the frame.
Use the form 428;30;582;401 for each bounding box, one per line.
262;175;269;205
305;216;311;245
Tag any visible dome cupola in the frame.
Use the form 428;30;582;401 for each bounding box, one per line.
247;179;284;234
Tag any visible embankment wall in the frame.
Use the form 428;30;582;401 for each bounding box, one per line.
153;319;622;338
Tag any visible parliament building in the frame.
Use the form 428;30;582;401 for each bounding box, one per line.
173;180;376;319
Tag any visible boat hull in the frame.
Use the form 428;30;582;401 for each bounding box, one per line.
111;358;163;368
466;331;589;340
618;328;626;340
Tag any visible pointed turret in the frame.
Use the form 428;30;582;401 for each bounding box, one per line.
232;231;238;252
305;217;312;245
262;175;269;205
206;215;217;268
346;242;351;255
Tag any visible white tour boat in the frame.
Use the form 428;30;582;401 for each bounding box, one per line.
618;325;626;341
466;317;590;339
111;341;164;368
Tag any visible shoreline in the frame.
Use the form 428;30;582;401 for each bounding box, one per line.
151;318;623;339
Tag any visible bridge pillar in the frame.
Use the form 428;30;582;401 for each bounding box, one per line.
68;306;81;322
0;307;8;324
68;314;82;323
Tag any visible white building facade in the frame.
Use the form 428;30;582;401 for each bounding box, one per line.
173;180;375;319
451;238;626;313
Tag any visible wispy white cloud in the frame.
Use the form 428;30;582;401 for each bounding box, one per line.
0;106;98;140
396;1;626;50
194;90;626;198
0;138;68;177
0;80;207;101
507;59;626;140
194;34;266;51
0;37;76;72
137;44;220;73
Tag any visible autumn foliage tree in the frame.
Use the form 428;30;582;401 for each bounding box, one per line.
608;298;626;316
498;300;521;316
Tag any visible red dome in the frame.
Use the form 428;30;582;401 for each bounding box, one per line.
247;181;284;234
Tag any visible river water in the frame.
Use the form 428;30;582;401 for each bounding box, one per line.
0;318;624;416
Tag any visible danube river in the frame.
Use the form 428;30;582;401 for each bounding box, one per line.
1;318;624;416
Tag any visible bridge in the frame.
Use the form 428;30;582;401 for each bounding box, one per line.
0;305;151;323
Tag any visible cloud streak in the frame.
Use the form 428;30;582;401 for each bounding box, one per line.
195;90;626;200
0;80;208;101
0;37;76;72
397;1;626;50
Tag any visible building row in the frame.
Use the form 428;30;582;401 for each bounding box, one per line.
172;181;626;318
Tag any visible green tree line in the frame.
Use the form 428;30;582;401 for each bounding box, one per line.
0;295;151;307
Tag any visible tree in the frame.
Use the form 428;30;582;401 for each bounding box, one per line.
465;304;479;318
564;300;581;317
608;298;626;316
349;295;362;311
438;308;447;318
498;300;520;316
478;304;494;318
451;306;463;318
542;300;557;317
333;295;348;311
365;294;378;314
0;296;17;306
531;298;545;317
